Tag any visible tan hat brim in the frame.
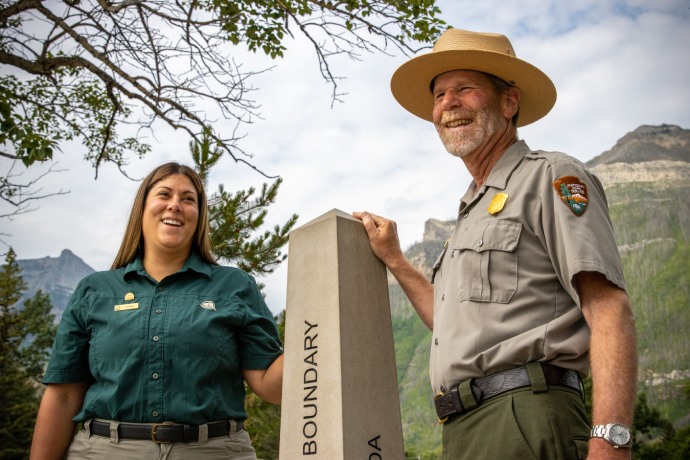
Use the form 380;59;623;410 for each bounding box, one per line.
390;49;557;127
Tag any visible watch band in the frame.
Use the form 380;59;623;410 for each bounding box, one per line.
591;423;633;448
590;424;608;438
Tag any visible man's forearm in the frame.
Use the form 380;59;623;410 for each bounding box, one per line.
579;272;637;459
387;257;434;330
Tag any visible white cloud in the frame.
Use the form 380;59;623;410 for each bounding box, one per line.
3;0;689;313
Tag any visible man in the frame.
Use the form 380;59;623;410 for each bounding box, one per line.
354;28;637;460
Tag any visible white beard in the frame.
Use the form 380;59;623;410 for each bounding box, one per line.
434;99;506;159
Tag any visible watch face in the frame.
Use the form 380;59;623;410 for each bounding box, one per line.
609;424;631;445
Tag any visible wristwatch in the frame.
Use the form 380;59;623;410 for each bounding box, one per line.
590;423;633;448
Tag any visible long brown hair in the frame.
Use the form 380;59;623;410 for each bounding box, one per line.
111;162;217;269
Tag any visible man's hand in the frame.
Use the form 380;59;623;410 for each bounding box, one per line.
352;211;405;268
353;211;434;330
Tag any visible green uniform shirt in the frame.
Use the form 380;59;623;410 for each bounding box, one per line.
430;140;626;393
43;252;283;424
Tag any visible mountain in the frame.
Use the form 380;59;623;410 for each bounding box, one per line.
390;124;690;455
17;249;95;321
586;124;690;167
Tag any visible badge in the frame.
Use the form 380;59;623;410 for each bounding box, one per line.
553;176;588;216
200;300;216;311
114;303;139;311
488;193;509;215
124;292;135;301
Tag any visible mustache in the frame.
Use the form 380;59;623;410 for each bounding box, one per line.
438;109;476;125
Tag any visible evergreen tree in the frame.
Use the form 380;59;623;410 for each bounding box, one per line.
191;131;298;279
0;249;56;459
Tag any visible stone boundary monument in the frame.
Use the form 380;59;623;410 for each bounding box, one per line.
279;209;405;459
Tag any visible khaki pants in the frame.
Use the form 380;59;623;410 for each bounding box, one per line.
67;420;257;460
442;385;590;460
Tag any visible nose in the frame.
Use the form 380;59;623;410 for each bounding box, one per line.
440;88;463;111
167;199;181;212
434;89;462;123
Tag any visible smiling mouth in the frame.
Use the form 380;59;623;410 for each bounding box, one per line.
445;118;473;128
162;219;182;226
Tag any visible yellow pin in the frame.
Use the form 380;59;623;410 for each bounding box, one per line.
488;193;509;215
124;292;135;301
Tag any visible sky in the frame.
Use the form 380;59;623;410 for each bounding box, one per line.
2;0;690;314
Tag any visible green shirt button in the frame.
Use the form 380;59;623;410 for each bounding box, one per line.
152;373;159;379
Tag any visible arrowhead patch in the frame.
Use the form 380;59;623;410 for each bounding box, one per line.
553;176;588;216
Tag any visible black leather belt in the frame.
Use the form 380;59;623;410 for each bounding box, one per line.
434;364;581;422
90;419;243;443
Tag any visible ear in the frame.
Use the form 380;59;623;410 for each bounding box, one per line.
503;86;521;120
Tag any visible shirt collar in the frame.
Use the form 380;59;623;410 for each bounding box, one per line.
483;139;531;190
122;251;213;280
459;140;531;211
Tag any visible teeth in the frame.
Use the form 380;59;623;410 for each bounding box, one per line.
447;119;472;128
162;219;182;226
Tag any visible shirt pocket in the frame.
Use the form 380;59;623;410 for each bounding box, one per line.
431;242;448;284
454;220;522;303
167;294;239;359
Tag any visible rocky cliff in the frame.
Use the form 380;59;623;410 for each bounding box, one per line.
17;249;95;320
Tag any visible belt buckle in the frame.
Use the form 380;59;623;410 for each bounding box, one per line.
434;392;449;425
151;422;174;444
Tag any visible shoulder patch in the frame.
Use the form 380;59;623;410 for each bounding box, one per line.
553;176;588;216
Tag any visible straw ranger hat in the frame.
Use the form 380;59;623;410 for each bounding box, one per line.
390;28;556;127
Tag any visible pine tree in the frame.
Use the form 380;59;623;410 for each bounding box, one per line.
191;131;298;280
0;249;57;459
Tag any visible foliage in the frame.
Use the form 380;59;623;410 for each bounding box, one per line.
392;295;440;453
0;248;56;459
608;180;690;423
191;131;298;279
209;180;297;278
633;392;690;460
0;0;446;215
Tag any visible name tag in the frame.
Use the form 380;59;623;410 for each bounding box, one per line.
114;303;139;311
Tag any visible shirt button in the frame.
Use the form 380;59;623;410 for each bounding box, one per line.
158;287;164;292
441;294;445;301
152;373;159;379
153;336;159;342
152;410;158;417
434;338;439;346
477;239;483;247
464;213;469;218
155;310;162;314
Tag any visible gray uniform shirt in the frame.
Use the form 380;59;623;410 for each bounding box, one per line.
430;140;626;393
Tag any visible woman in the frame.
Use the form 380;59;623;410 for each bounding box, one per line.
31;162;284;459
